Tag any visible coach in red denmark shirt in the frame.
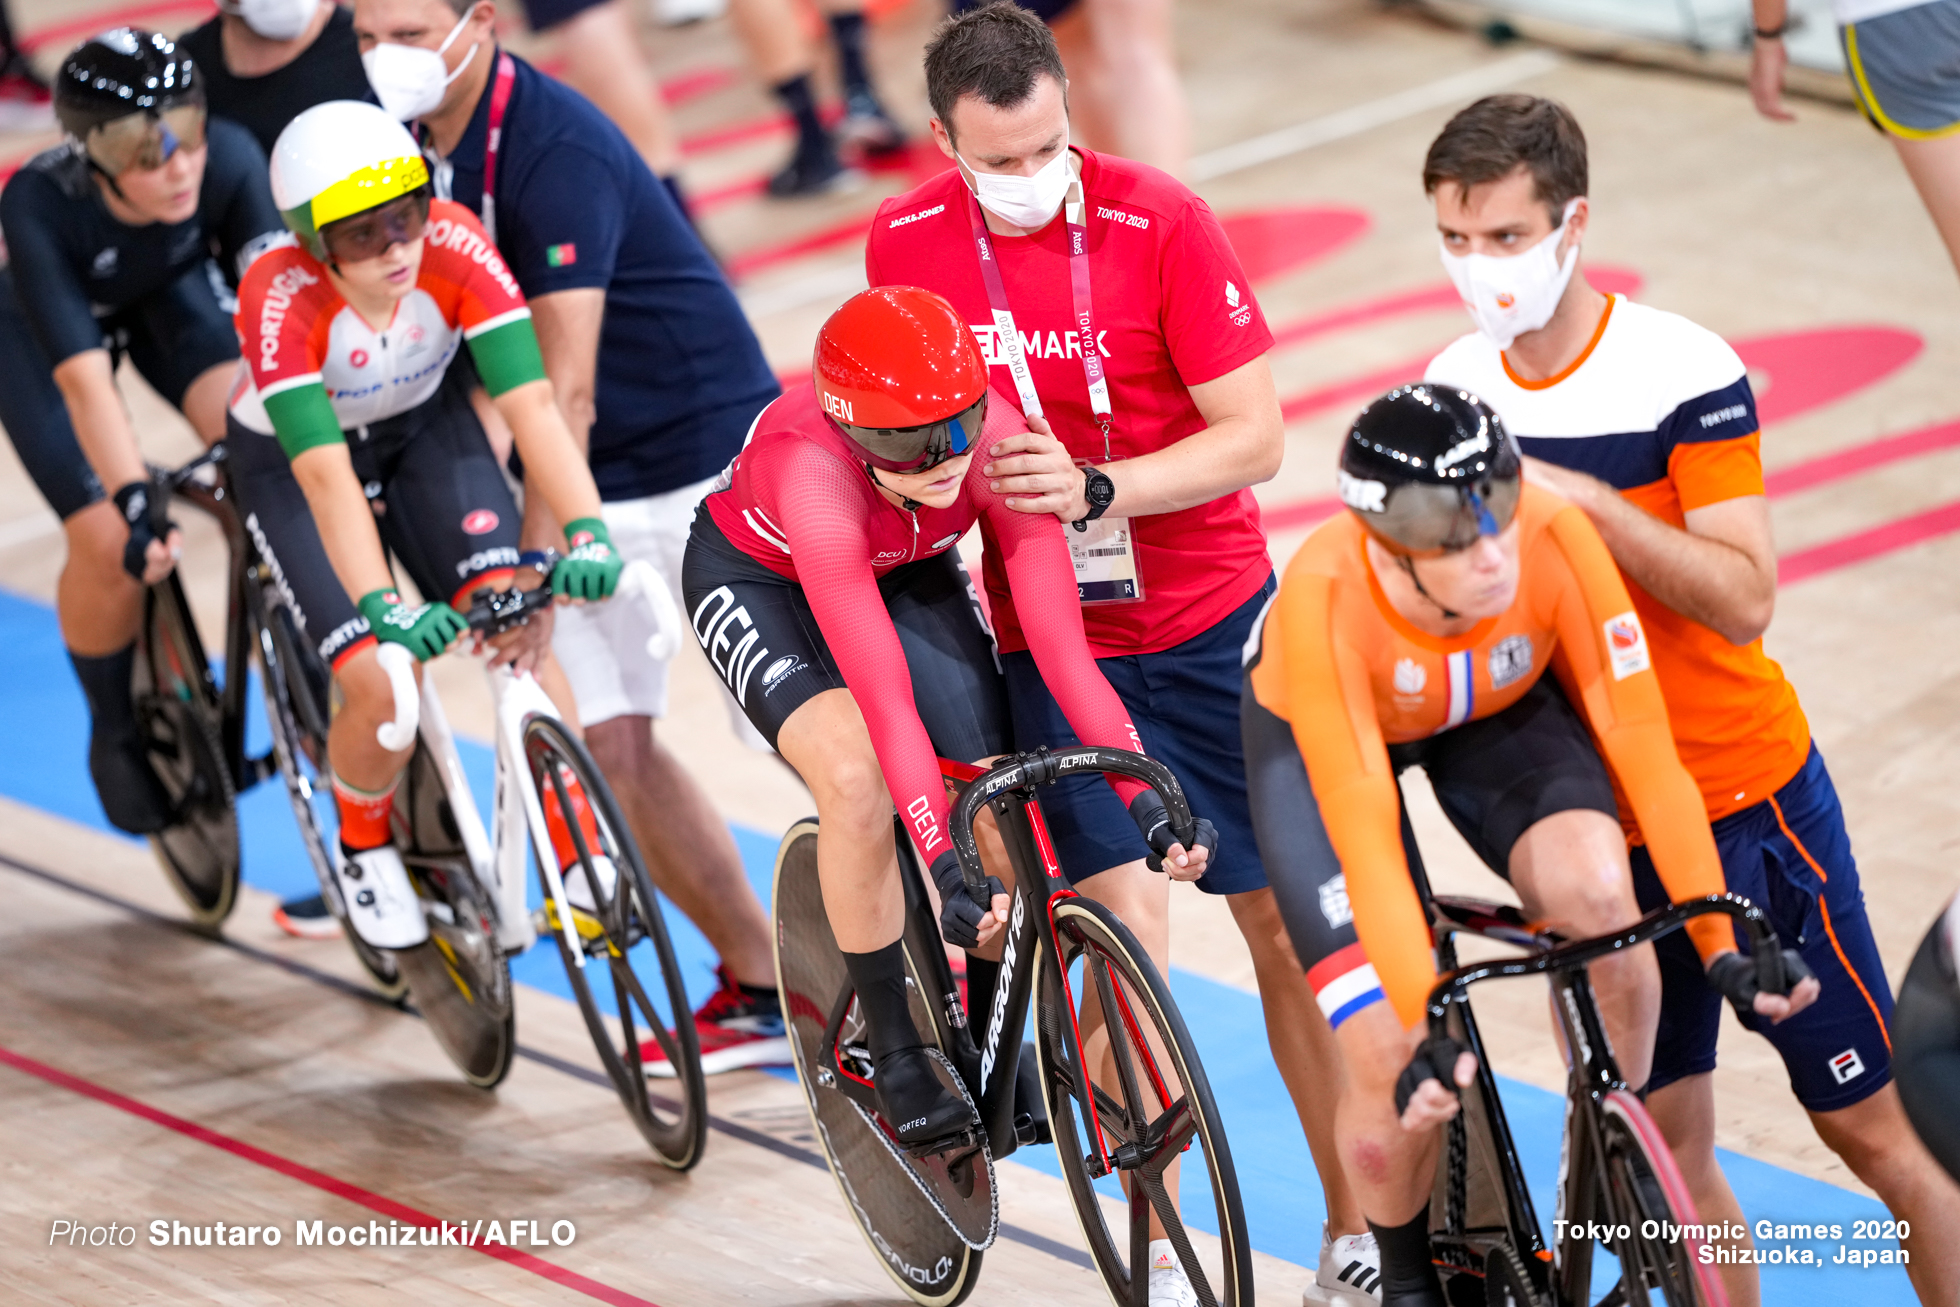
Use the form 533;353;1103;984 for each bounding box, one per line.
866;10;1352;1265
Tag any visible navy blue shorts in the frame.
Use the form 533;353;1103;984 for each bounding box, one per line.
1001;575;1275;894
1634;744;1894;1112
521;0;612;30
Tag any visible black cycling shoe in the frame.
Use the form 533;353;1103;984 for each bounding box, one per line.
838;90;906;158
875;1044;976;1150
89;724;175;834
766;142;863;198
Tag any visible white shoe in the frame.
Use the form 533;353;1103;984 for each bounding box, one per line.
1148;1240;1200;1307
561;854;618;914
1314;1222;1383;1302
335;845;429;950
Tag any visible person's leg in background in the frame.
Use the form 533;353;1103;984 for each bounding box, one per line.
817;0;904;156
1049;0;1189;177
1887;132;1960;281
539;0;695;219
727;0;858;197
555;486;785;1075
0;0;51;131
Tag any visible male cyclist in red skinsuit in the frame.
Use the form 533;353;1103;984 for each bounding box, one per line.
683;287;1215;1180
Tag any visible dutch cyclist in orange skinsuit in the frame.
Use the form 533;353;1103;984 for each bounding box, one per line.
1240;385;1818;1307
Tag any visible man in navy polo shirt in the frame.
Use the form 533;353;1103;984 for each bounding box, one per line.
352;0;791;1074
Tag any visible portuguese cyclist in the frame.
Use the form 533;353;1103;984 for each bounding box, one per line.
684;287;1213;1162
225;100;620;949
0;30;282;834
1241;385;1817;1307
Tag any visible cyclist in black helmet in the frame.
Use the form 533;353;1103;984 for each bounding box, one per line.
0;29;282;834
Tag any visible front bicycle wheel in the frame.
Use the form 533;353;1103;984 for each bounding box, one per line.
1586;1090;1727;1307
1036;895;1253;1307
257;601;406;1000
135;576;239;925
526;715;706;1170
773;820;986;1307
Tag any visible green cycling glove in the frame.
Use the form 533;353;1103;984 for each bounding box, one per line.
556;517;622;601
357;588;468;662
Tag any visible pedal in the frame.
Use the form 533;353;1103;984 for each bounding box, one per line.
532;899;609;951
840;1047;998;1250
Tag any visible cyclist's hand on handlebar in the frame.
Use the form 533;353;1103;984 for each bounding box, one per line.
113;481;181;584
1395;1033;1477;1132
1705;948;1820;1024
358;588;468;662
480;591;556;673
553;518;622;603
929;851;1009;949
1127;791;1217;880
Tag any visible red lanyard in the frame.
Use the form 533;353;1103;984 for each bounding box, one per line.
965;161;1113;456
478;50;517;244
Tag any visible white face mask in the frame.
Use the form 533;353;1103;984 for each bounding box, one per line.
361;9;478;124
224;0;318;41
1440;200;1582;350
960;143;1072;230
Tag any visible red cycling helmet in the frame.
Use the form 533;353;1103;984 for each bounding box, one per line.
815;286;990;473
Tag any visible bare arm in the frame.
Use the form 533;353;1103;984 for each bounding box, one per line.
290;443;397;602
53;349;148;491
519;288;606;548
1748;0;1796;121
981;352;1284;521
494;378;606;539
1523;456;1777;645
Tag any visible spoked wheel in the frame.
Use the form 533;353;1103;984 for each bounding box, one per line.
774;820;986;1307
1036;896;1252;1307
526;715;706;1170
1567;1091;1727;1307
257;602;405;1000
393;745;514;1088
135;577;239;926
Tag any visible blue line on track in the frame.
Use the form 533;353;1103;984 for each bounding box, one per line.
0;588;1910;1300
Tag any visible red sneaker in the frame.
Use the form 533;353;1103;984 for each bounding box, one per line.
640;965;789;1078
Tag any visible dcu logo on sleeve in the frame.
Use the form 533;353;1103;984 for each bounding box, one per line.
1604;611;1650;680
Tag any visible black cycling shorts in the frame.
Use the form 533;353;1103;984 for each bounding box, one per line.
0;262;237;519
225;374;522;670
1245;671;1620;989
681;505;1010;759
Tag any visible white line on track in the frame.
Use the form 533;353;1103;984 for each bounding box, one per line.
1187;49;1563;181
0;512;59;552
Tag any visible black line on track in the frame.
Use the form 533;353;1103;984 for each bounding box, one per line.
0;849;1094;1271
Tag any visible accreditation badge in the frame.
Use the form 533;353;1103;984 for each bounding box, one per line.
1067;515;1143;605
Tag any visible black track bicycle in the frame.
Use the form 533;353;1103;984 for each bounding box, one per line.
774;745;1252;1307
1420;890;1795;1307
132;446;405;996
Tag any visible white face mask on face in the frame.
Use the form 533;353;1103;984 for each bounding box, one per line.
361;9;478;123
1440;199;1582;350
960;143;1072;230
225;0;318;41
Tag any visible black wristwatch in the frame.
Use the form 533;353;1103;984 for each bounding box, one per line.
1073;465;1116;533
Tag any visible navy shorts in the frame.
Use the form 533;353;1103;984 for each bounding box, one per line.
1634;743;1894;1112
1001;574;1275;893
521;0;612;30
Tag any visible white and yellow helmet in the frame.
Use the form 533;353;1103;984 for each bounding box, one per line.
271;100;430;260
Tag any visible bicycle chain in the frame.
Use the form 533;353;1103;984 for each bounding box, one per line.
845;1047;999;1251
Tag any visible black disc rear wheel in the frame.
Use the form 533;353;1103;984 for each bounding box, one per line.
1036;896;1252;1307
135;578;239;925
527;716;706;1169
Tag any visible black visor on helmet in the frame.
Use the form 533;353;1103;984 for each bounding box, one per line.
1345;473;1522;557
835;392;987;474
1339;384;1522;556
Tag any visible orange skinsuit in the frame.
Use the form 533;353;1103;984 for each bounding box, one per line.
1248;485;1732;1028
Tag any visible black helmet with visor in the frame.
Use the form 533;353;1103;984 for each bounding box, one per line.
56;29;206;178
1339;385;1522;557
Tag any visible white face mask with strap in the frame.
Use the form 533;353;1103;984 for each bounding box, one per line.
1440;199;1582;350
223;0;318;41
361;8;479;123
959;143;1072;230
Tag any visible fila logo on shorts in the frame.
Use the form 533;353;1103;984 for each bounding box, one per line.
1829;1048;1866;1085
1306;942;1385;1029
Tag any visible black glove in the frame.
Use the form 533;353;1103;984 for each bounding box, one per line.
113;480;176;582
1127;790;1218;874
929;850;1006;950
1706;948;1815;1022
1394;1033;1474;1118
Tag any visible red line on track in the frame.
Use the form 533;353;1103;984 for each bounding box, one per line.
0;1043;663;1307
1778;499;1960;584
725;213;873;279
1765;417;1960;497
19;1;211;51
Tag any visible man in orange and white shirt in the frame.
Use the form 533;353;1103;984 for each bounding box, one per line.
1421;93;1960;1303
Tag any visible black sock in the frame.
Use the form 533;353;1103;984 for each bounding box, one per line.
1367;1211;1445;1305
737;977;778;1000
964;953;1000;1030
772;74;828;160
841;940;920;1062
70;645;139;739
828;12;873;102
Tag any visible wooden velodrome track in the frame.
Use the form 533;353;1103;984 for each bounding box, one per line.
0;0;1955;1303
